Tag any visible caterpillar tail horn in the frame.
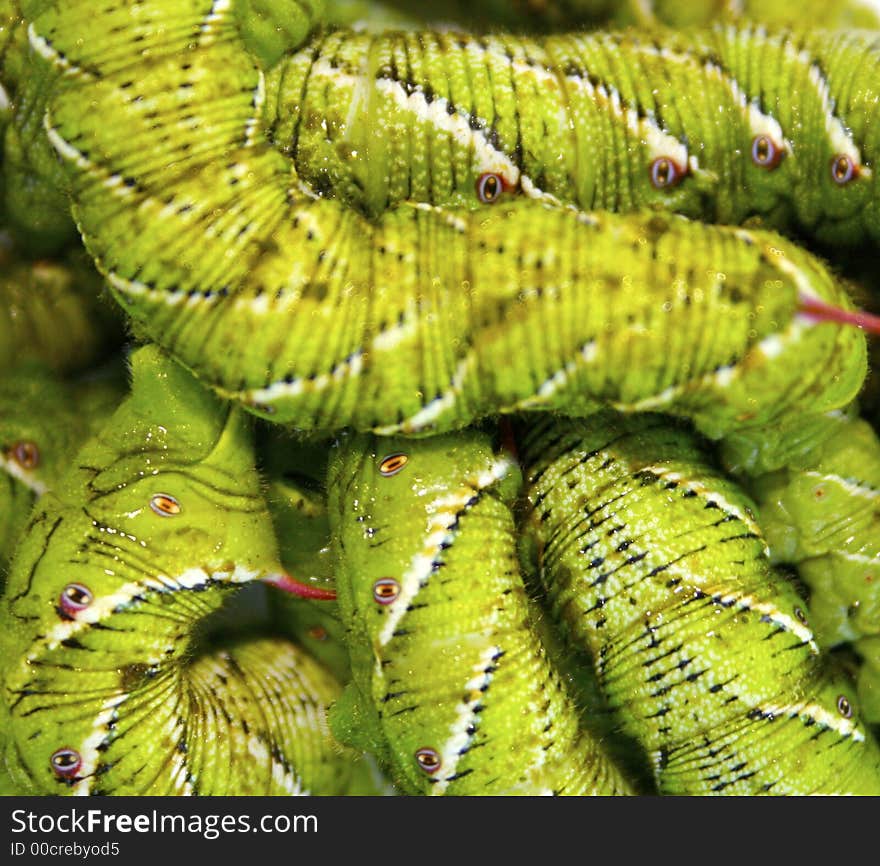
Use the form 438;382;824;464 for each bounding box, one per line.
264;572;338;600
799;294;880;334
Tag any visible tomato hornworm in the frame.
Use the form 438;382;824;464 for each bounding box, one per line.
327;428;640;794
518;412;880;794
268;24;880;252
22;0;877;452
377;0;880;32
0;361;125;571
0;345;359;795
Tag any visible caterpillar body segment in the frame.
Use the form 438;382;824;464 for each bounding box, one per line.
0;362;125;569
0;346;352;795
327;430;638;795
261;433;352;682
379;0;880;32
518;412;880;795
747;412;880;650
266;25;880;248
23;1;867;442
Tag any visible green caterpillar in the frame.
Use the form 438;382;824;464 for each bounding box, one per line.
714;402;880;724
0;364;81;567
0;361;125;570
0;345;357;795
327;428;638;794
518;411;880;794
378;0;632;32
23;1;876;448
0;1;78;252
6;0;879;798
14;3;880;254
267;24;880;251
736;409;880;722
746;410;880;648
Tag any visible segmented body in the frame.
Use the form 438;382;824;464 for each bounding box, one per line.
21;1;868;442
268;25;880;247
748;411;880;646
0;346;353;795
519;412;880;794
383;0;880;31
2;0;879;798
0;362;123;567
736;409;880;722
327;430;637;795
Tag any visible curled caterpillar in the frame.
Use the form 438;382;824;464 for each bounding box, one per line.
266;24;880;249
22;2;875;445
518;411;880;794
327;428;638;795
0;345;356;795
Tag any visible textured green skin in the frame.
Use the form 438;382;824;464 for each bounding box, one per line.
327;429;637;794
717;404;863;477
324;0;420;31
746;411;880;722
25;1;868;442
0;364;82;566
0;362;125;569
234;0;326;68
0;465;32;575
382;0;628;32
519;412;880;794
0;242;123;374
855;635;880;722
0;345;354;795
2;53;73;251
0;1;26;86
3;0;876;792
643;0;880;30
715;405;880;725
267;25;880;247
0;0;77;252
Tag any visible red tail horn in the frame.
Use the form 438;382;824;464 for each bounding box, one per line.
264;573;337;601
799;294;880;335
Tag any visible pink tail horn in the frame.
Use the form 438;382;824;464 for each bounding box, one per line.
263;572;337;601
799;294;880;335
